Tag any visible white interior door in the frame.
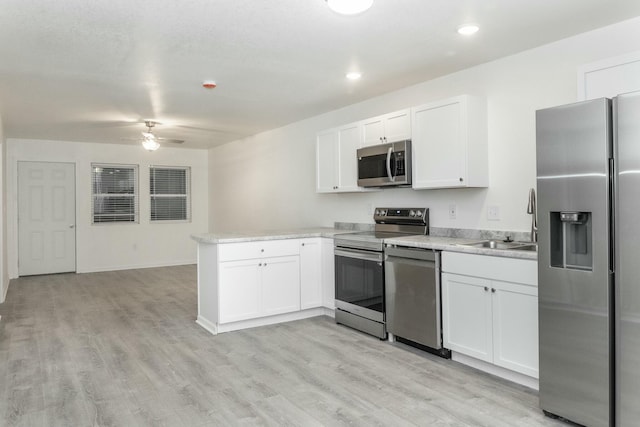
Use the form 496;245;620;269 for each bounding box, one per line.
18;161;76;276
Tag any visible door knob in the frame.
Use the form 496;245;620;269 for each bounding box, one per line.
69;224;75;229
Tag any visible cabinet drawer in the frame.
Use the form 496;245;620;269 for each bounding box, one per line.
442;252;537;286
218;239;301;262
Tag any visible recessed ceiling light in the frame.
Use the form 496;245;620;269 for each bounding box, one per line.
346;72;362;80
457;24;479;36
327;0;373;15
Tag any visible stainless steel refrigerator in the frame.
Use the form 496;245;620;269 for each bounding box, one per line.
536;90;640;427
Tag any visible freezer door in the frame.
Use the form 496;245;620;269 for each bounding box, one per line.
615;90;640;427
536;98;612;427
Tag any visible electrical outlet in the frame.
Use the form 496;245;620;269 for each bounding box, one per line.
487;205;500;221
449;204;457;219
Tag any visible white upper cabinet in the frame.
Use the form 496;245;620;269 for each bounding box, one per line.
411;95;488;189
316;122;368;193
316;130;337;193
361;109;411;146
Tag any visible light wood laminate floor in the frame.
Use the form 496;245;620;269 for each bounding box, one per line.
0;265;564;426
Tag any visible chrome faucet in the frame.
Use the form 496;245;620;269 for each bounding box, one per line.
527;188;538;242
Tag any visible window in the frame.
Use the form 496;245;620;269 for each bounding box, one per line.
150;166;191;222
92;164;139;224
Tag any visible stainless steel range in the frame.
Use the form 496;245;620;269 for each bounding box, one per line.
334;208;429;338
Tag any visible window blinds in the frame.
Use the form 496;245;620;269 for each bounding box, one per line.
92;164;139;223
150;166;191;221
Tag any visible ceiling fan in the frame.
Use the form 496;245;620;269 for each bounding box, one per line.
138;120;185;151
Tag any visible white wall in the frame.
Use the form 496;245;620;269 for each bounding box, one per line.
0;115;6;302
7;139;208;278
208;17;640;234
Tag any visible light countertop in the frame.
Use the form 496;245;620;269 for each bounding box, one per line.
192;228;537;260
191;227;355;244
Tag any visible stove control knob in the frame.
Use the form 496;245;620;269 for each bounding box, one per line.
409;210;416;217
416;210;423;217
375;209;380;216
380;210;386;216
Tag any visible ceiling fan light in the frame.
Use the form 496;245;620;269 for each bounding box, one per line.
327;0;373;15
142;139;160;151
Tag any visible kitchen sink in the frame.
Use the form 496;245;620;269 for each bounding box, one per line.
457;240;538;251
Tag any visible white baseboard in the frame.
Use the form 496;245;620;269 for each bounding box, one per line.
196;307;331;336
196;315;218;335
322;307;335;318
77;259;196;274
452;352;539;390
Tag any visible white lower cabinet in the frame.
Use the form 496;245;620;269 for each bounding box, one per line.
300;237;335;310
218;259;262;323
442;273;493;362
321;238;335;309
219;255;300;323
261;256;301;316
300;239;322;309
442;252;538;379
213;237;335;329
491;280;538;377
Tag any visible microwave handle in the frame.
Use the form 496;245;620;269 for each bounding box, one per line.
386;146;396;182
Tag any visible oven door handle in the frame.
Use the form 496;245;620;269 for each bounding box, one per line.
335;248;383;263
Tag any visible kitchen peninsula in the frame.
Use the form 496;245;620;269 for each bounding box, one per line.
191;228;350;335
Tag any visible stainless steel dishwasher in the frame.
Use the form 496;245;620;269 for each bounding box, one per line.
384;245;450;358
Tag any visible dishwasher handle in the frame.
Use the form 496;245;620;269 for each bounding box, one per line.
385;246;437;262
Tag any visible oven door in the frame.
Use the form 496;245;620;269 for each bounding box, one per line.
334;247;384;322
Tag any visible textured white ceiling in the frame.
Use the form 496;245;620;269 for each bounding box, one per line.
1;0;639;149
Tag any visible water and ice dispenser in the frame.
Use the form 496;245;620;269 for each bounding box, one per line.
549;211;592;271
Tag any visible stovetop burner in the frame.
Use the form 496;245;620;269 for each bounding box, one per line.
335;207;429;251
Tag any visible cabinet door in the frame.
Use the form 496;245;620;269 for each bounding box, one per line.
362;116;385;146
336;123;362;192
261;256;301;316
316;124;367;193
384;109;411;142
316;130;338;192
412;99;466;189
218;259;261;323
492;281;539;378
300;239;322;309
442;272;493;362
321;238;335;309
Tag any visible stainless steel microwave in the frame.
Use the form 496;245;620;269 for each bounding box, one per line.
357;140;412;187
